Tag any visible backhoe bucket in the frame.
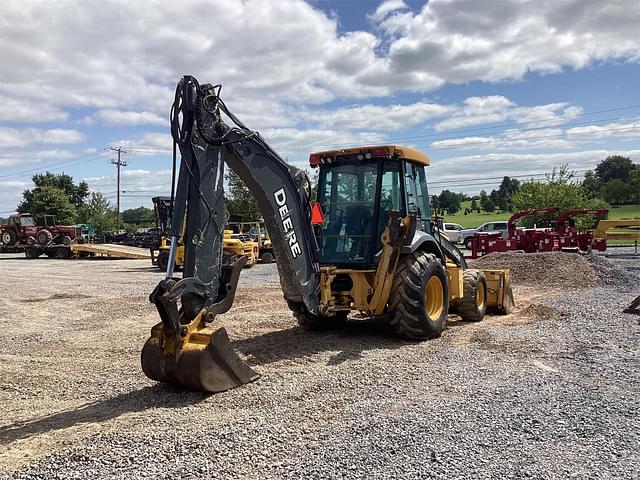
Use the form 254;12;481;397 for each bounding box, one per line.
141;319;259;393
482;269;515;314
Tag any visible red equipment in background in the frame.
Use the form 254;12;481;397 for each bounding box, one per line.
467;207;609;258
555;209;608;252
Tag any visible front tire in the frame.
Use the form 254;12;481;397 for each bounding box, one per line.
388;252;449;340
455;269;487;322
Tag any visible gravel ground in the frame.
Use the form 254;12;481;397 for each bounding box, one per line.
0;252;638;479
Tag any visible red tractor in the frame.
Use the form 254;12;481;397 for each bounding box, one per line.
0;213;77;246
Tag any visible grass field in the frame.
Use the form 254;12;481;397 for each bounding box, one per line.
441;202;640;228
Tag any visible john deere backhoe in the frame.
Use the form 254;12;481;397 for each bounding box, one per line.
142;76;514;392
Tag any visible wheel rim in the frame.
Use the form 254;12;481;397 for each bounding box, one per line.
476;281;485;309
425;276;444;320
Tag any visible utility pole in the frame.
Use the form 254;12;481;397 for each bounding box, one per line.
110;146;128;232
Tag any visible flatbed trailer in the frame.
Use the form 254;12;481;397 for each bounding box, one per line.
12;243;152;259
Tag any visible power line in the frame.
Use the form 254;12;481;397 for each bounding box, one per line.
429;126;640;150
428;169;590;186
0;151;109;180
123;105;640;155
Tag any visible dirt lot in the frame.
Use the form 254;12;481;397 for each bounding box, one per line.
0;252;638;479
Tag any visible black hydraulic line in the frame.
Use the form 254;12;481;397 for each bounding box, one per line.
165;76;320;316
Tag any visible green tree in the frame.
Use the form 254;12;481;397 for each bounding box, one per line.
496;176;520;210
24;172;89;209
481;197;495;213
470;199;478;211
511;166;591;212
629;167;640;205
600;179;632;205
78;193;118;233
225;170;261;221
582;170;601;198
478;190;495;212
438;190;460;213
446;204;459;215
122;206;155;226
595;155;633;183
18;186;77;224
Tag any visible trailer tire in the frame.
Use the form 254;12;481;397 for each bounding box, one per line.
388;252;449;340
464;236;473;250
455;269;487;322
260;251;274;263
37;229;53;245
25;247;39;259
288;301;347;330
55;247;70;259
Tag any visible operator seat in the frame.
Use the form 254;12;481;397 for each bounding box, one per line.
345;204;371;259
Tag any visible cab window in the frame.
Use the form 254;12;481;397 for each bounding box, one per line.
317;161;378;265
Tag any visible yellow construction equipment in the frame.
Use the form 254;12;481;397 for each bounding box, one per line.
141;77;515;393
593;219;640;242
154;231;258;272
228;221;275;263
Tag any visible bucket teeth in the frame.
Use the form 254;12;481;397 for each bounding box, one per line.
141;323;259;393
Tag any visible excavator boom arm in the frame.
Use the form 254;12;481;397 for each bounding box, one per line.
168;76;320;315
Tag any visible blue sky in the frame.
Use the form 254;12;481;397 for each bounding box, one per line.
0;0;639;215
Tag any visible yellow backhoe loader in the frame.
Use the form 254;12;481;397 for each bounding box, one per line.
141;77;514;393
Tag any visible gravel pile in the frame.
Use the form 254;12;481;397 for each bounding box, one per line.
1;254;639;479
587;254;639;289
471;251;638;289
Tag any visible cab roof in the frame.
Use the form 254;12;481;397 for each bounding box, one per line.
309;145;431;167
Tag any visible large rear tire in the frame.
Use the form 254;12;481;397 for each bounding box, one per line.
2;230;17;246
37;229;52;245
455;269;487;322
388;252;449;340
288;301;348;330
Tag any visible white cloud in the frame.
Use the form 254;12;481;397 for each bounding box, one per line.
260;128;386;156
0;149;78;167
434;96;583;131
428;148;640;194
0;180;30;215
84;169;173;209
93;109;167;127
380;0;640;87
114;132;173;155
0;95;69;123
566;120;640;139
312;101;453;130
431;128;573;151
369;0;408;22
0;0;636;123
0;127;85;148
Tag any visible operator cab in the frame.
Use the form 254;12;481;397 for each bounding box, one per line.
310;145;432;268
